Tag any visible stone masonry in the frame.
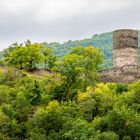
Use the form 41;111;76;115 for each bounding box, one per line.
100;29;140;83
113;29;138;67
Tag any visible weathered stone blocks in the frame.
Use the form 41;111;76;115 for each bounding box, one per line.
113;29;138;67
100;29;140;83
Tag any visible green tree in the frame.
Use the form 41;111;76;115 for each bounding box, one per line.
94;131;119;140
70;46;103;90
58;53;83;100
43;48;58;70
61;118;96;140
92;105;140;139
30;100;63;137
17;76;47;106
56;46;103;101
77;83;117;121
0;85;15;105
4;43;25;69
4;40;44;71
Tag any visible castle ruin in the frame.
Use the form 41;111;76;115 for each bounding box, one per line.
100;29;140;83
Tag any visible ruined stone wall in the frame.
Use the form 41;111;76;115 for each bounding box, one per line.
99;29;140;83
99;65;140;83
113;29;138;67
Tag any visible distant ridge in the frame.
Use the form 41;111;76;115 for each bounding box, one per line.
1;30;140;68
43;32;113;68
43;30;140;68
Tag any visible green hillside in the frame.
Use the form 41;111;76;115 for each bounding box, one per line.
1;30;140;68
43;30;140;68
43;32;113;68
0;41;140;139
0;43;140;139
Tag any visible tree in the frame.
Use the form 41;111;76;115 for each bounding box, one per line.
42;47;58;70
17;76;47;106
92;105;140;139
61;118;96;140
57;53;83;100
94;131;119;140
70;46;103;90
0;111;11;139
4;40;44;71
4;43;25;69
55;46;103;101
0;85;15;105
30;100;63;137
77;83;117;121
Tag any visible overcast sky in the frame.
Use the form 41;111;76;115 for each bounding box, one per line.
0;0;140;50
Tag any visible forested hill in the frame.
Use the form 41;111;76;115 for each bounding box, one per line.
1;30;140;68
43;30;140;68
43;32;113;68
0;35;140;139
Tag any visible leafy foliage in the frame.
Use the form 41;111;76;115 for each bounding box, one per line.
0;42;139;140
4;40;57;71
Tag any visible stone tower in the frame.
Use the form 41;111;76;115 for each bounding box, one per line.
100;29;140;83
113;29;138;67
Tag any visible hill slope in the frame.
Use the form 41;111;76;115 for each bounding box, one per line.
43;30;140;68
43;32;113;68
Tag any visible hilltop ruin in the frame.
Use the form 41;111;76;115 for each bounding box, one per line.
100;29;140;83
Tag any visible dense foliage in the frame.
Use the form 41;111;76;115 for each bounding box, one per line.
3;40;58;71
43;32;113;68
0;43;140;140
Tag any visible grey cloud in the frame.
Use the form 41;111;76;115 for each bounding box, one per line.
0;0;140;50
